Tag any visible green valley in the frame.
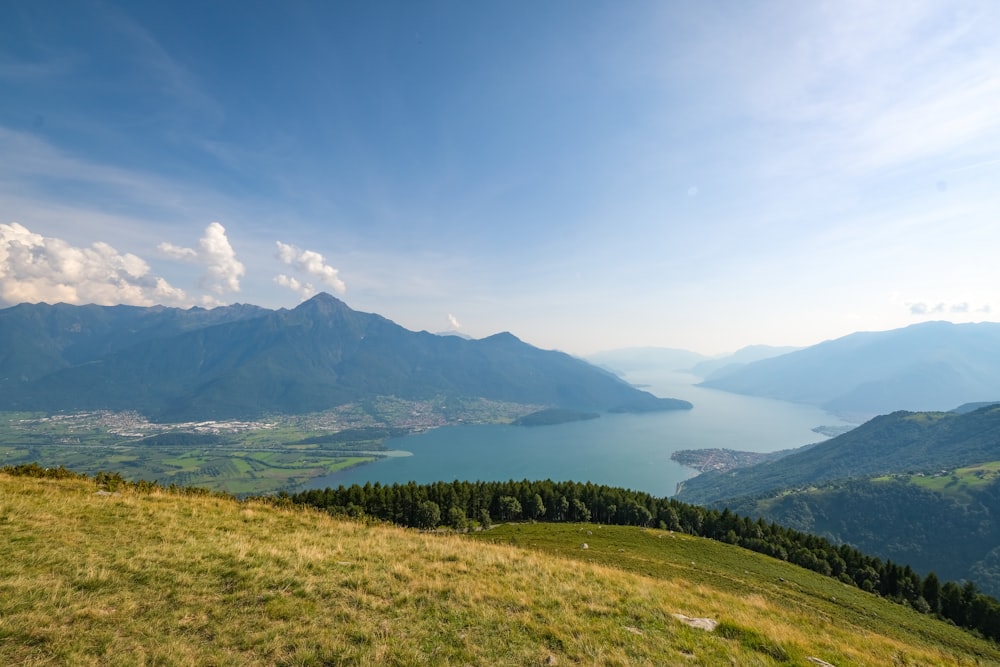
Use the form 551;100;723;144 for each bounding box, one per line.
0;396;535;495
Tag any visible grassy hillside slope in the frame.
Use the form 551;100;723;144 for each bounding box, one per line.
3;473;999;666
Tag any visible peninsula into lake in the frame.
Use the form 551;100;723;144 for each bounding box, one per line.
670;448;782;474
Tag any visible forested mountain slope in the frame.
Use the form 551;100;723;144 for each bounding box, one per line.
719;473;1000;598
676;404;1000;504
0;294;690;420
676;405;1000;598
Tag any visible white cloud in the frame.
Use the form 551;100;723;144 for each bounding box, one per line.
157;242;198;261
0;221;187;306
908;302;943;315
158;222;245;295
274;241;346;295
681;1;1000;183
275;242;298;265
200;223;244;294
907;300;992;317
448;313;462;329
274;274;315;300
152;277;187;303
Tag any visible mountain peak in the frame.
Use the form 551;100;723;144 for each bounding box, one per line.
0;297;691;419
293;292;351;314
482;331;523;344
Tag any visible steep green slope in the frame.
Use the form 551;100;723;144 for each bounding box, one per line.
3;471;998;666
720;471;1000;598
676;404;1000;505
675;404;1000;599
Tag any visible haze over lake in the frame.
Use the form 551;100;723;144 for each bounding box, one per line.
309;371;855;497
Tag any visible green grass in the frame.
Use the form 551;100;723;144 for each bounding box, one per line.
0;402;531;495
471;522;1000;665
908;461;1000;495
867;459;1000;500
0;419;378;495
4;473;1000;666
901;411;953;424
869;461;1000;502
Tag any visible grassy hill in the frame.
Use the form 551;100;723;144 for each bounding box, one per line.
3;472;999;666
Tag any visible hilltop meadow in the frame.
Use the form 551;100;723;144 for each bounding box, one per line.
4;467;1000;666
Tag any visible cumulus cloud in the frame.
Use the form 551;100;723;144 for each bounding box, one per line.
274;273;314;299
158;222;245;295
274;241;346;296
158;242;198;261
0;221;187;306
448;313;462;329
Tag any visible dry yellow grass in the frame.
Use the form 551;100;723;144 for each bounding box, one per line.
2;473;999;666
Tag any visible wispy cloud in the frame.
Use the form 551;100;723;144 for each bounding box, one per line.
0;222;187;307
274;242;346;297
101;5;224;125
908;300;992;317
684;2;1000;180
0;57;77;81
0;125;234;235
448;313;462;329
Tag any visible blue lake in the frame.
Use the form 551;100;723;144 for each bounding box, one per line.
307;371;854;498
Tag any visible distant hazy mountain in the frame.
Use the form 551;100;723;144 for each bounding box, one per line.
699;321;1000;417
0;294;691;421
435;330;473;340
587;347;709;376
953;401;1000;414
687;344;801;379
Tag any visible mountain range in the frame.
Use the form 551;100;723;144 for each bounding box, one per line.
686;344;801;379
0;293;691;421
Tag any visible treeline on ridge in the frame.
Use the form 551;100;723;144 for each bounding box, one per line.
290;477;1000;643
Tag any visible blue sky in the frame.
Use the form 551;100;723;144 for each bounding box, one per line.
2;1;998;355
